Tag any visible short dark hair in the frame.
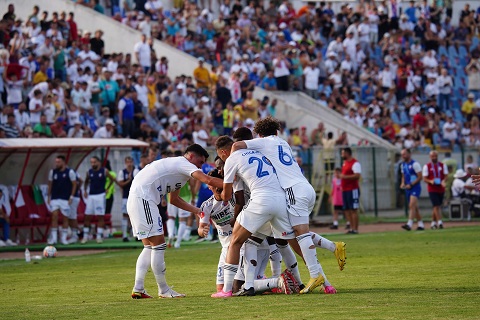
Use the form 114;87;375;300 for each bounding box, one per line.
208;168;223;179
56;155;66;162
327;132;333;139
253;117;280;137
233;127;253;141
185;143;209;159
215;135;234;150
342;147;352;156
214;155;222;162
91;156;101;162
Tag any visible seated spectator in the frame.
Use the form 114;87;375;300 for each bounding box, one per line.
93;118;115;138
33;114;53;137
0;114;20;138
50;117;67;137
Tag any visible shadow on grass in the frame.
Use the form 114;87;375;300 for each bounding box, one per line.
340;287;480;294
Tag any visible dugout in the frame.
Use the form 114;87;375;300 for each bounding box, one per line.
0;139;149;243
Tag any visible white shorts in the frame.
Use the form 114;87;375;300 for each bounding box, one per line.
121;198;128;214
237;195;295;240
50;199;70;217
85;193;106;215
127;196;164;239
285;182;316;226
68;197;80;220
167;202;191;219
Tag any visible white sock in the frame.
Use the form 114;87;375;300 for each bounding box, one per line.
310;232;336;252
97;227;104;239
133;245;152;291
122;217;128;238
438;220;443;226
222;263;238;293
277;244;302;285
431;221;437;227
407;220;413;227
50;228;58;243
183;226;192;241
269;244;282;278
175;221;186;247
253;277;279;292
166;219;175;239
151;244;169;294
83;227;89;240
317;261;331;286
61;229;68;243
297;233;321;278
244;239;260;289
418;220;424;228
71;228;78;240
333;220;338;226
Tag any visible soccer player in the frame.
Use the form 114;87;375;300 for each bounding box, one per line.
212;136;299;298
231;117;346;294
47;155;78;245
400;149;425;231
82;156;117;244
340;147;362;234
117;156;139;242
68;172;82;244
128;144;223;299
422;151;448;229
166;181;195;248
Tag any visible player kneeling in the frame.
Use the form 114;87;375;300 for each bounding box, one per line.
198;169;299;295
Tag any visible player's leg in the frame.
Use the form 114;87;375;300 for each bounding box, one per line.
212;222;252;297
253;269;300;294
183;212;194;241
94;194;106;243
402;191;414;231
166;202;177;247
234;235;263;296
350;189;360;233
412;195;424;230
121;199;130;241
216;246;228;293
175;216;187;248
436;192;445;228
82;195;96;243
310;232;347;271
343;191;352;232
68;197;80;243
331;206;339;229
48;206;60;245
267;236;282;278
60;204;71;245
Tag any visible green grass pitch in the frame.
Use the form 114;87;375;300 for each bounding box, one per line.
2;227;480;320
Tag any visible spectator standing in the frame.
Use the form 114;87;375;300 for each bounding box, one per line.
340;147;361;234
134;34;151;73
400;148;425;231
193;57;210;91
422;151;448;229
0;188;16;246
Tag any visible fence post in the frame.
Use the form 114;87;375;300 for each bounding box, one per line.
372;147;378;217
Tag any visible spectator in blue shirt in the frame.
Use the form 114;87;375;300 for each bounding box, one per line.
405;1;418;24
361;79;375;105
260;70;277;91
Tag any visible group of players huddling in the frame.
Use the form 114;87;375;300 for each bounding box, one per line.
127;117;347;299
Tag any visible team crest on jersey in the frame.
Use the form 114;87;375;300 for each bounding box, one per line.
53;174;57;179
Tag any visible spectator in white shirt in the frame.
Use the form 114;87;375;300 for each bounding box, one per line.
343;32;357;62
134;34;152;73
437;68;453;110
14;103;30;131
68;121;84;138
421;50;438;70
29;89;44;126
77;44;99;72
303;61;320;99
442;116;458;148
93;118;115;138
192;123;209;147
138;15;152;37
424;77;439;98
379;65;394;91
357;17;370;53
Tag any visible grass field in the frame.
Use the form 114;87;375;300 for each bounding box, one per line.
2;226;480;320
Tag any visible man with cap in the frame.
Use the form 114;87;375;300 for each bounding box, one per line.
423;151;448;229
50;117;67;137
171;83;188;111
67;120;84;138
462;93;476;119
452;169;476;200
194;96;212;122
251;54;266;76
193;57;210;90
93;118;115;138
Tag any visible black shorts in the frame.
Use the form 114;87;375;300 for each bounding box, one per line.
343;189;360;210
428;192;444;207
334;205;343;211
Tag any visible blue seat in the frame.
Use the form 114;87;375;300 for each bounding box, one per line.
455;67;466;77
400;111;410;125
448;45;459;58
432;133;442;145
459;45;468;58
391;112;401;124
438;45;448;58
470;37;479;51
445;110;453;118
454;109;465;123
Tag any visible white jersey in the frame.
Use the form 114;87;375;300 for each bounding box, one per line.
245;136;306;189
129;156;200;205
233;178;251;203
223;149;283;198
200;196;235;247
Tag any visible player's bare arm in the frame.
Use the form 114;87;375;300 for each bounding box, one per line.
221;182;233;202
169;188;202;216
233;190;245;225
197;222;210;238
231;141;247;153
191;170;223;189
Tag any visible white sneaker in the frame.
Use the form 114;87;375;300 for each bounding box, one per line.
61;239;69;245
81;238;88;244
96;237;103;244
0;240;6;247
159;287;186;298
5;239;17;246
68;236;79;244
174;242;180;249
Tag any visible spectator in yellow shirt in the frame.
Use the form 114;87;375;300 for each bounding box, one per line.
33;60;49;85
462;93;476;119
243;90;259;121
193;57;210;90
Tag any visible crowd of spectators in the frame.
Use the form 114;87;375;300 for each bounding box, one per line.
1;1;480;159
